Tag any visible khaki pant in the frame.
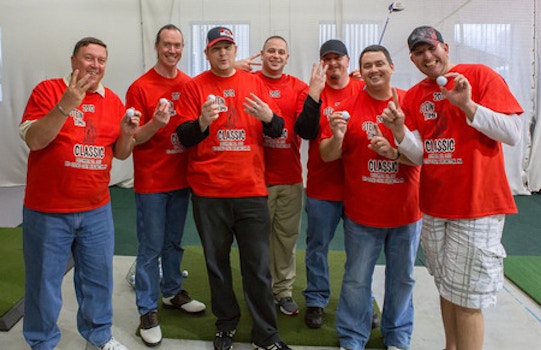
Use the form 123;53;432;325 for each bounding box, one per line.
267;183;303;298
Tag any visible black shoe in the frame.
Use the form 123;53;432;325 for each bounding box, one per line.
372;308;380;329
213;329;236;350
304;306;324;329
252;341;292;349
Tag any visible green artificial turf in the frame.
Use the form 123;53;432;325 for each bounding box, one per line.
154;246;384;348
0;227;24;318
504;256;541;305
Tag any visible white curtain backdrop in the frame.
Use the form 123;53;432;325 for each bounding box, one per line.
0;0;540;194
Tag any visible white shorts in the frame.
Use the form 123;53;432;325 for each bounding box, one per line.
421;214;506;309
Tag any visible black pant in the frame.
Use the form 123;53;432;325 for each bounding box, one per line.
192;195;280;345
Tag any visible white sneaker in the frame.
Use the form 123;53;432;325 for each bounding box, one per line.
86;337;127;350
387;346;405;350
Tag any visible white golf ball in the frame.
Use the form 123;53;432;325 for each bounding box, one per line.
207;94;215;102
341;111;350;120
126;108;135;117
159;98;168;105
182;270;189;277
436;76;448;86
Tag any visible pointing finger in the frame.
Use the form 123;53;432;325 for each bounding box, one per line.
391;87;401;111
374;123;383;137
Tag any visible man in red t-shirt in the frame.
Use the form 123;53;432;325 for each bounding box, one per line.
320;45;421;350
253;35;308;317
382;26;523;350
176;27;291;350
19;37;139;350
294;39;377;330
125;24;206;347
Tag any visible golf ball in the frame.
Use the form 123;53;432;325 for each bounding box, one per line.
159;98;168;105
182;270;189;277
436;76;448;86
126;108;135;117
341;111;350;120
207;94;215;102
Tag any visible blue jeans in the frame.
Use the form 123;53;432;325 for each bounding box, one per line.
22;203;114;350
336;217;422;350
134;188;190;314
302;196;343;307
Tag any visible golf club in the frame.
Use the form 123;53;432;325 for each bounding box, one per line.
378;2;405;45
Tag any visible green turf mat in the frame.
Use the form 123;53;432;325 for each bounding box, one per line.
502;194;541;256
0;227;24;318
504;256;541;305
154;246;384;348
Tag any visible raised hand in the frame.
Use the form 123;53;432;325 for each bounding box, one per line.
381;88;406;142
56;69;93;113
368;123;395;159
152;98;172;127
243;93;273;123
439;73;476;120
328;111;349;141
199;95;220;131
121;109;140;136
308;61;328;101
236;53;262;72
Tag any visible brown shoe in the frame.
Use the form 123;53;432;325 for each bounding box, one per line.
139;311;162;346
162;289;206;314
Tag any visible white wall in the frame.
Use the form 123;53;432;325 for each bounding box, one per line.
0;0;144;186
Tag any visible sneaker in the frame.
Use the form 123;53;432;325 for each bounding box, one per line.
214;329;236;350
139;311;162;346
162;289;206;314
275;296;298;316
252;341;292;349
85;337;127;350
387;347;405;350
304;306;324;328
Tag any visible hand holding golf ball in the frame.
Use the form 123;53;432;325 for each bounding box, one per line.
436;76;448;87
200;94;220;129
341;111;350;121
123;108;139;133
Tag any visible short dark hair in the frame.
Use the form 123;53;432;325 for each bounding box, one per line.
359;44;393;67
73;37;107;56
262;35;288;51
155;24;183;46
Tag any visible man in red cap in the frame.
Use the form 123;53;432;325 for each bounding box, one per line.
382;25;523;350
176;26;291;350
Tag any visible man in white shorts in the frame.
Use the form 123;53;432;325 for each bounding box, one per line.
381;25;523;350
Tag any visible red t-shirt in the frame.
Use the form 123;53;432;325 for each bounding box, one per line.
402;64;523;219
177;70;281;197
322;89;421;228
22;78;125;213
306;78;365;201
126;68;191;193
255;71;308;185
